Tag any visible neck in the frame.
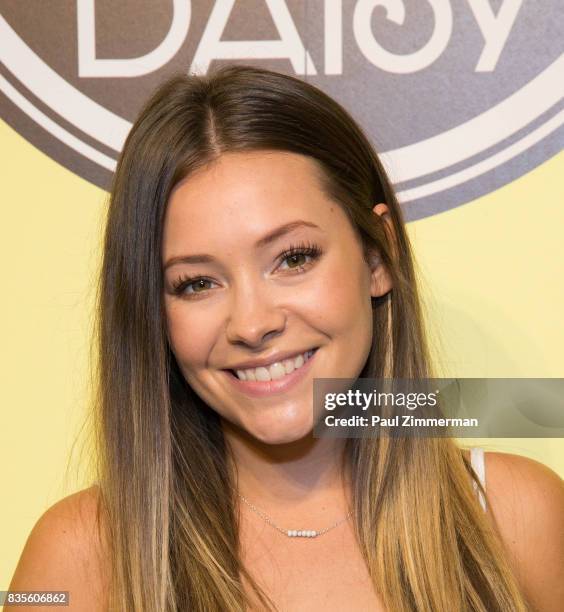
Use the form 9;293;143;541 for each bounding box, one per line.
221;418;352;518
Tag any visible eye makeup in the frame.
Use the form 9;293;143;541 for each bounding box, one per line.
169;240;323;299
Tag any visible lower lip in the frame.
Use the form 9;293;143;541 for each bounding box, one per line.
222;350;318;398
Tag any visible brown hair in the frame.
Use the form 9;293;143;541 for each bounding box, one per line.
91;65;528;611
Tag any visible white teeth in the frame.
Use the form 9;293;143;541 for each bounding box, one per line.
234;349;315;381
268;362;287;380
282;358;295;375
255;367;270;382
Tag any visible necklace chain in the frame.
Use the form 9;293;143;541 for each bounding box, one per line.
238;494;352;538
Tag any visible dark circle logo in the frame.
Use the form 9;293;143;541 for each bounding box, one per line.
1;1;562;220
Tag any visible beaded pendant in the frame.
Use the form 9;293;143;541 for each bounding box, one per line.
287;529;317;537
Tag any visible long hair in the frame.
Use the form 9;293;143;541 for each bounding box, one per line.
91;65;529;611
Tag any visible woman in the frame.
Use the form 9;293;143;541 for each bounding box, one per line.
7;65;564;611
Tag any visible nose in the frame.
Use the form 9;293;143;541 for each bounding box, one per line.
225;280;286;348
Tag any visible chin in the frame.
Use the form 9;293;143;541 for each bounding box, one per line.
246;414;314;446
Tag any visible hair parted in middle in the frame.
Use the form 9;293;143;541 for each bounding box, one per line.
92;64;529;611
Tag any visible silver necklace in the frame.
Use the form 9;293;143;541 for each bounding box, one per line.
239;494;352;538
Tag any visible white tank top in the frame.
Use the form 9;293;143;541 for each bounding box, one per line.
470;446;487;511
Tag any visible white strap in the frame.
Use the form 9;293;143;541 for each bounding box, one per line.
470;447;487;511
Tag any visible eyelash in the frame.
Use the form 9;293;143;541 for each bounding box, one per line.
170;241;323;298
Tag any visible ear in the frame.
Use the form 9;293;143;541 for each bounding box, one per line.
373;202;388;217
369;202;393;298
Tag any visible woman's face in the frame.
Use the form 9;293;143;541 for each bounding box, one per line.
162;150;391;444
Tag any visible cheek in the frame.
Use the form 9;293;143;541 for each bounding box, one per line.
302;254;373;335
165;302;219;370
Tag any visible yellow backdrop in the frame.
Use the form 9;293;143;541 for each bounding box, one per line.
1;117;563;587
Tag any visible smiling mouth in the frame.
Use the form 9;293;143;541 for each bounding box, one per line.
225;348;318;382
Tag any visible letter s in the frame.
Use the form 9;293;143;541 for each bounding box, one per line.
353;0;453;73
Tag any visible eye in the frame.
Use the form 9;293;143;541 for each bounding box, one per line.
171;275;217;298
169;241;323;298
278;242;322;274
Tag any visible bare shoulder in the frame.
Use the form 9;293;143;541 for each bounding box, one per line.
6;485;110;611
483;451;564;611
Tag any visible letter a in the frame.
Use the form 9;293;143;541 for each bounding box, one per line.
191;0;316;75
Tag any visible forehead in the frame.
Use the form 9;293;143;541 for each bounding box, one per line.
162;151;348;253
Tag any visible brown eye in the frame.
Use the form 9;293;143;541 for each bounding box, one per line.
172;276;217;298
278;244;322;274
191;279;211;292
285;253;307;268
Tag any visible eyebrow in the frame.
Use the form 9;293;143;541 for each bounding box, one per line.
163;220;322;270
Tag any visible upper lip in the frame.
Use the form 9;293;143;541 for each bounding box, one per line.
224;348;317;371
